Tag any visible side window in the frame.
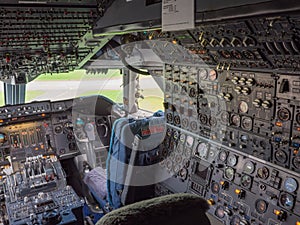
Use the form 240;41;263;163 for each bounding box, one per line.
137;75;164;112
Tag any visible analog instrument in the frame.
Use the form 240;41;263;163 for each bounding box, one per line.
255;199;268;214
257;166;269;180
279;192;295;210
227;154;238;167
284;177;298;193
243;161;255;174
224;167;235;181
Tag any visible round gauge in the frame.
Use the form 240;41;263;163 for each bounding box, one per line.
189;88;197;98
255;199;268;214
277;107;291;121
240;174;252;188
275;150;288;164
190;121;198;131
230;215;241;225
174;115;181;125
218;150;228;162
173;131;179;140
244;161;255;174
231;114;241;127
279;192;295;210
224;167;235;181
211;182;220;194
284;177;298;193
209;69;218;81
215;206;225;218
166;113;173;123
296;113;300;125
239;101;249;113
179;134;186;144
199;114;208;125
196;143;209;158
199;69;208;80
293;156;300;169
182;118;189;128
221;111;230;124
186;136;194;148
241;117;253;131
209;116;217;127
175;154;182;163
227;154;238;167
257;166;269;180
166;128;172;137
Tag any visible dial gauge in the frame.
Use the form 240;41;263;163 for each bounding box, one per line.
218;150;228;162
277;107;291;121
293;156;300;169
275;150;288;164
224;167;235;181
209;69;218;81
241;117;252;131
179;134;186;144
255;199;268;214
230;215;241;225
239;101;249;113
199;69;208;80
279;192;295;210
186;136;194;148
257;166;269;180
221;111;230;124
243;161;255;174
215;206;225;218
211;182;220;194
284;177;298;193
240;174;252;188
231;114;241;127
196;143;209;158
227;154;238;167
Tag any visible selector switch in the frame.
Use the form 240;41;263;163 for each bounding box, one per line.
253;99;262;108
261;100;272;109
231;76;239;84
234;86;242;94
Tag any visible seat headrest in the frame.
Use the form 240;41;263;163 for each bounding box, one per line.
96;193;211;225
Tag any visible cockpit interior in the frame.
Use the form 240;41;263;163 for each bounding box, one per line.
0;1;300;225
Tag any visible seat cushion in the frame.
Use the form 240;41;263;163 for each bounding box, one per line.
84;167;107;199
96;193;211;225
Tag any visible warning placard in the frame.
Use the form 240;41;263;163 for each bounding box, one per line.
162;0;195;32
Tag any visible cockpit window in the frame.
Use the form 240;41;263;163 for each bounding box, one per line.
137;74;164;112
26;69;123;103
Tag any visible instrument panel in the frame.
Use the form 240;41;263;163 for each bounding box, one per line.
155;11;300;224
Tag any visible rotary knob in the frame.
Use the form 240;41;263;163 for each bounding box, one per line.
241;87;250;95
218;92;225;99
246;78;255;86
262;100;272;109
253;99;262;108
224;93;233;102
231;76;239;84
238;77;246;85
234;86;242;94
